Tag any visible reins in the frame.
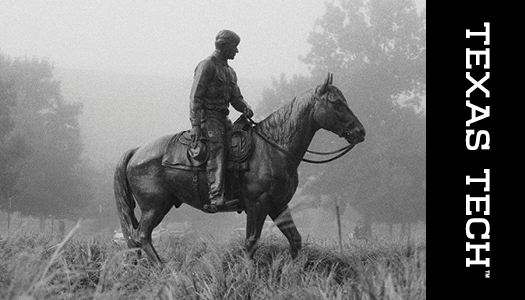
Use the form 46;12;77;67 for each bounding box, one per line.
247;117;355;164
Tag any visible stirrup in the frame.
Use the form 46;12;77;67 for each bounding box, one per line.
203;199;240;213
225;198;240;207
203;203;219;213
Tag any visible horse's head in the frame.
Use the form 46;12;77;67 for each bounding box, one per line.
313;73;366;145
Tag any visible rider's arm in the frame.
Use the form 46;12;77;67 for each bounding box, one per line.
189;60;212;126
229;69;253;116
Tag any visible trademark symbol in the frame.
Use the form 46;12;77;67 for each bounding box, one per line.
485;270;490;278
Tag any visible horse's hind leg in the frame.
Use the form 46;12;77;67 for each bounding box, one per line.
136;197;173;267
269;205;302;258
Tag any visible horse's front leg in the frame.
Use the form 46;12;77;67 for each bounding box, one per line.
269;204;302;258
244;197;269;259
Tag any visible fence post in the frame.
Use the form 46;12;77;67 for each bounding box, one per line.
335;199;342;252
7;194;12;236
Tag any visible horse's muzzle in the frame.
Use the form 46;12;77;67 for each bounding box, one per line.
343;127;365;144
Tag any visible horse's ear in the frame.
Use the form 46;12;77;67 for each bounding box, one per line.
318;72;333;95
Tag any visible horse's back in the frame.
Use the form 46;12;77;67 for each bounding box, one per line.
128;134;172;168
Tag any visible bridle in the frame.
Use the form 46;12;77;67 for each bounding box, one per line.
247;117;355;164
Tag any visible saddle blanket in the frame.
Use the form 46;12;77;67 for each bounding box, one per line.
161;131;206;170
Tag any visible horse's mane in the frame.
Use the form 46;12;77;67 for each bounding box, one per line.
257;88;316;146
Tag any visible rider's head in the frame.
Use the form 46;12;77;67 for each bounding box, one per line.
215;30;240;60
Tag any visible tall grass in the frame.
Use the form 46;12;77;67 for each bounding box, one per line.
0;228;425;299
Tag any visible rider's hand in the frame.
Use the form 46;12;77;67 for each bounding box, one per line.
190;125;201;148
244;106;254;119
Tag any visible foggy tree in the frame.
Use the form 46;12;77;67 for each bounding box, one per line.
305;0;426;233
0;55;93;221
0;57;30;217
259;0;426;235
352;105;425;236
304;0;426;232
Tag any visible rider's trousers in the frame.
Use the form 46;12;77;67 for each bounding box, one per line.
203;116;232;205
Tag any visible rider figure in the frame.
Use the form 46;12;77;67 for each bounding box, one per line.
189;29;254;213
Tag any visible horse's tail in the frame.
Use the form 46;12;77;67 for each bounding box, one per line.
114;147;139;248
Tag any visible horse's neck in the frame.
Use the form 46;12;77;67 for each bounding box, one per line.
258;93;319;158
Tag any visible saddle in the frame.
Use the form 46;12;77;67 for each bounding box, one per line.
161;117;254;172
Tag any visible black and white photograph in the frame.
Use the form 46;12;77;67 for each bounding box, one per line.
5;0;494;299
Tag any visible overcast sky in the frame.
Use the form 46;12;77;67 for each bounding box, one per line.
0;0;336;80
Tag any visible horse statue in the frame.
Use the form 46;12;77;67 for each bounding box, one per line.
114;73;365;267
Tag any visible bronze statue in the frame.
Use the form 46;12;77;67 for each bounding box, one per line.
114;73;365;267
189;30;254;213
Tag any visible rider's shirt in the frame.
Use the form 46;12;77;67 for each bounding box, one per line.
189;53;248;125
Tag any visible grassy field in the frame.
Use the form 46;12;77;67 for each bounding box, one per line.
0;223;425;300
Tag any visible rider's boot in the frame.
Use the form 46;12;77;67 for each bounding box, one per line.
203;140;226;213
204;192;225;213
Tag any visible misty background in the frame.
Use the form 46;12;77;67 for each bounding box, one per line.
1;0;426;241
